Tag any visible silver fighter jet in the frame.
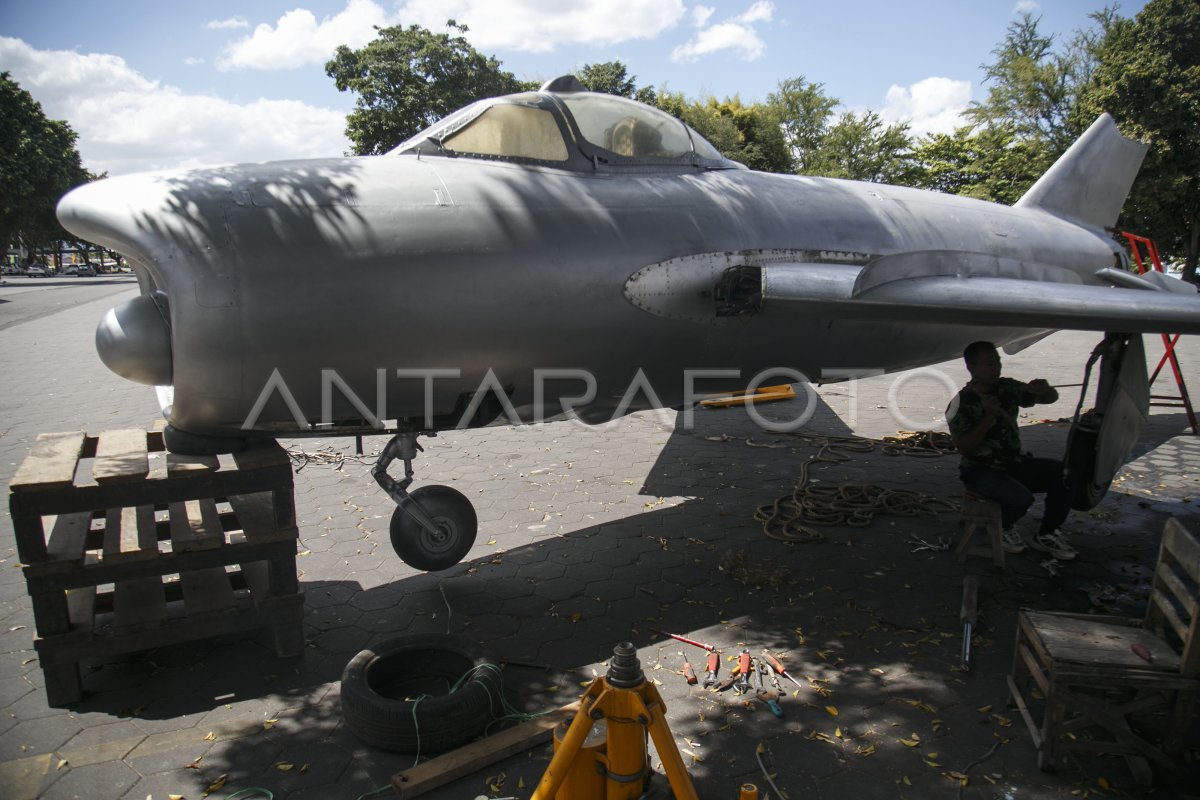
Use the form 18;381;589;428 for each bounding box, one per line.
57;76;1200;570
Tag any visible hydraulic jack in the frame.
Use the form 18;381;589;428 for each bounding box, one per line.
532;642;699;800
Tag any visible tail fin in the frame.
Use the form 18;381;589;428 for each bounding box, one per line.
1014;113;1148;229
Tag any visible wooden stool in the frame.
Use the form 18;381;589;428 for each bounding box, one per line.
8;427;304;706
956;491;1005;569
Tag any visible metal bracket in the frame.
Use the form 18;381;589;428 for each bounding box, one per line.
371;432;441;536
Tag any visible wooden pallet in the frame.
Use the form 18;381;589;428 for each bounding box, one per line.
9;428;304;706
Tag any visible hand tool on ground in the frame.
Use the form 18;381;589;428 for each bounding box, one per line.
682;657;698;684
734;650;752;695
760;651;804;691
703;651;720;688
906;534;950;552
754;658;783;717
763;660;783;693
960;574;978;672
650;629;719;652
1131;642;1153;663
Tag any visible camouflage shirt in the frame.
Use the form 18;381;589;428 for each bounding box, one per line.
947;377;1038;468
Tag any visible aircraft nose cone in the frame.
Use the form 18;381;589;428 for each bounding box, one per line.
96;293;173;386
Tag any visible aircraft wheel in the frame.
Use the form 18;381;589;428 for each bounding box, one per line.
390;485;478;571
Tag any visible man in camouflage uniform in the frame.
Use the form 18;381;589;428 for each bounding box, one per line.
947;341;1076;559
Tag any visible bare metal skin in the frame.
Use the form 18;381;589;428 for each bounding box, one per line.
56;77;1200;569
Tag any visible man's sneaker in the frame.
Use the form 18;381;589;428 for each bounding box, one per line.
1001;528;1027;554
1030;531;1078;560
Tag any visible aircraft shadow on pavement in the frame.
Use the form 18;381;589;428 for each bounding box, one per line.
55;393;1200;797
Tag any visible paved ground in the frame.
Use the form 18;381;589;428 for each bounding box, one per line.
1;280;1198;800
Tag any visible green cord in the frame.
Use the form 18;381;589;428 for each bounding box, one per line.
224;790;274;800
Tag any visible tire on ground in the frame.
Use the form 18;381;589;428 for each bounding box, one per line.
340;634;503;753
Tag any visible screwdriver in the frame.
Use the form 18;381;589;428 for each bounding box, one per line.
682;656;698;685
760;651;805;691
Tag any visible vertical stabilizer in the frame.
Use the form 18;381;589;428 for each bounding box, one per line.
1015;113;1148;229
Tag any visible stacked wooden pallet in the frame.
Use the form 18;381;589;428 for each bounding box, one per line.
8;428;304;706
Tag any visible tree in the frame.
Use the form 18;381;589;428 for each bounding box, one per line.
1;72;91;259
1075;0;1200;281
909;124;1047;205
574;60;658;105
326;21;530;155
766;76;838;174
806;111;914;184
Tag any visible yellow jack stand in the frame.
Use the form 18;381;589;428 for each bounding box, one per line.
532;643;699;800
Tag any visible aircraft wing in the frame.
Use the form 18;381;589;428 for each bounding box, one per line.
738;254;1200;335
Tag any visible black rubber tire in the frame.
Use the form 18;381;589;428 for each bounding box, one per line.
340;634;503;753
390;485;478;571
163;424;249;455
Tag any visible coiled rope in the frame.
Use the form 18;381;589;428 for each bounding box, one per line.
752;431;959;543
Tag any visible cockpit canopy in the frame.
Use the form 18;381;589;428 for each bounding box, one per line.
391;76;740;172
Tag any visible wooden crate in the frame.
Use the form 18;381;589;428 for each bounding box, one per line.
8;428;304;706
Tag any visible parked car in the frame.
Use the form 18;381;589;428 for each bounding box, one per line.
26;265;49;277
74;264;97;277
1;264;19;275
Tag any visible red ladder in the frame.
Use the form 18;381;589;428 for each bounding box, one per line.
1121;231;1198;433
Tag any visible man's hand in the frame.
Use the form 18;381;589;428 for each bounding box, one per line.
1025;378;1058;403
979;393;1006;419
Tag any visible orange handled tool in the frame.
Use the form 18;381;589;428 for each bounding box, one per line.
682;657;698;684
760;651;804;691
735;650;752;694
703;651;719;688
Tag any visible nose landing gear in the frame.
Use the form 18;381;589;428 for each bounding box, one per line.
372;432;478;571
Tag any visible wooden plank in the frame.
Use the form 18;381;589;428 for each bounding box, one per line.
168;501;233;616
166;452;220;474
92;429;149;484
168;499;226;552
45;512;92;564
113;506;167;630
392;701;580;799
10;432;87;491
231;440;289;471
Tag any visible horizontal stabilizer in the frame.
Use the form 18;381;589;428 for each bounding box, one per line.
761;263;1200;334
1015;113;1148;229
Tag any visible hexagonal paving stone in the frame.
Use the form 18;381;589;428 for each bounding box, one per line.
0;714;82;760
40;760;140;800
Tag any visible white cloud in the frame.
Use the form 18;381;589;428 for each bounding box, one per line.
217;0;391;70
734;0;773;24
205;16;250;30
671;1;772;63
671;22;765;62
879;76;972;137
691;5;715;26
183;56;205;66
0;36;349;176
1014;0;1040;12
396;0;687;53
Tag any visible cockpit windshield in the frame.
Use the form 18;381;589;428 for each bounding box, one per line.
560;94;692;159
391;83;736;171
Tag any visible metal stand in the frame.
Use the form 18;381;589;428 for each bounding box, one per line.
1122;231;1197;433
532;643;699;800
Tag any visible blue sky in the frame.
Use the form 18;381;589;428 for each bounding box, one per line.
0;0;1143;176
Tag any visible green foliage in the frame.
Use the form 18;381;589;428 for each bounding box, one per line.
574;61;638;97
806;111;914;184
1075;0;1200;279
325;21;530;155
909;124;1051;205
1;72;91;253
766;76;838;174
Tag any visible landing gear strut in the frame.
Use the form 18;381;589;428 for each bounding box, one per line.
372;432;478;571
